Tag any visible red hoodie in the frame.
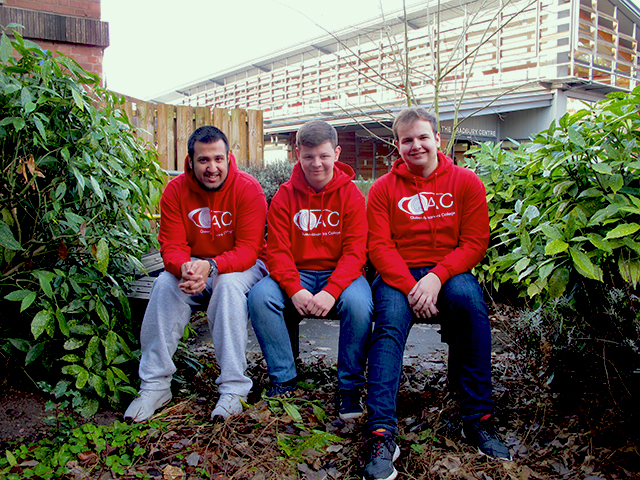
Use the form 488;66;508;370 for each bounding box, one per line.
267;161;367;299
367;152;489;296
158;154;267;278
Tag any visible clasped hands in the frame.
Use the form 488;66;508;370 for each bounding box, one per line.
408;272;441;319
178;259;213;295
291;289;336;317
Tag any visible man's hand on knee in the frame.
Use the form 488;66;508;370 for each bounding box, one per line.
408;272;441;319
179;260;209;295
307;290;336;318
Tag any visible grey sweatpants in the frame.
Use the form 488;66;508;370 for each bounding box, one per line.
138;259;268;397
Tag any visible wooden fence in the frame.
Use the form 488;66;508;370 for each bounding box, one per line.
119;96;264;171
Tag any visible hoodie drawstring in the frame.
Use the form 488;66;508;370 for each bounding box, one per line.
414;175;438;250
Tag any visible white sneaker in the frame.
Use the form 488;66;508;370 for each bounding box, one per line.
211;393;245;420
124;389;172;423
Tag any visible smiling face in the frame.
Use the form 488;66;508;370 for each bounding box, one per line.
297;140;341;192
395;118;441;178
190;139;229;191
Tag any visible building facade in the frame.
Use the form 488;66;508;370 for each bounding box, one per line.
154;0;640;178
0;0;108;77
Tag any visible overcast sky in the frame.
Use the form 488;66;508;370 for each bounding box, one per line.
101;0;419;100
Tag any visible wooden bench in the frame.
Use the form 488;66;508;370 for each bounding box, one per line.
127;250;165;301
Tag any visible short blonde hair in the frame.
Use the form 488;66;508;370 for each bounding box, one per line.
392;107;438;140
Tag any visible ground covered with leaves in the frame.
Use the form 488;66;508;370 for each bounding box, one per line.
1;307;639;479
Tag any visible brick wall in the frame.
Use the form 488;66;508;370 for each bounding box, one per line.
0;0;107;77
38;41;103;75
3;0;100;19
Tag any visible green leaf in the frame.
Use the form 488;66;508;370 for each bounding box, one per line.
21;87;33;106
545;239;569;255
587;234;613;254
25;342;45;365
71;85;85;111
0;222;23;251
618;254;640;287
31;310;52;339
6;449;17;467
33;116;46;139
20;291;37;312
539;262;555;280
33;270;54;298
605;223;640;240
9;338;30;352
76;367;89;389
312;404;327;423
283;402;303;422
61;354;82;362
0;32;13;63
13;117;25;131
4;290;31;301
110;366;129;382
70;166;86;196
96;238;109;274
90;374;106;397
104;330;118;364
96;300;110;326
77;398;99;418
567;125;586;147
63;338;85;350
569;247;603;281
609;174;624;193
56;307;70;337
592;162;612;174
514;257;530;274
548;266;570;299
89;175;105;201
539;224;563;240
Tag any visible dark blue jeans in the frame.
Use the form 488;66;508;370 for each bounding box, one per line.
365;268;493;434
248;271;372;391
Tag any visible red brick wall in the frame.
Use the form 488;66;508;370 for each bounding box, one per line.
2;0;105;77
3;0;100;19
38;41;103;75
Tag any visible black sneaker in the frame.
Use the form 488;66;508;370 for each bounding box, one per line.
338;389;364;420
462;414;512;461
265;378;297;398
363;428;400;480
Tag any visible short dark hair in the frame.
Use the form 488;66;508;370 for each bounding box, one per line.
188;126;229;159
392;107;438;140
296;120;338;149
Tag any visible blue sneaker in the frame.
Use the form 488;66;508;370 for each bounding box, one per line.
339;389;364;420
462;414;512;461
363;428;400;480
265;378;297;398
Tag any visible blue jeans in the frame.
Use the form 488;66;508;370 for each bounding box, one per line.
248;271;372;391
365;268;493;434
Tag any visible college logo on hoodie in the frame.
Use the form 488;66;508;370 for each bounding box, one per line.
293;209;340;236
188;207;233;233
398;192;454;219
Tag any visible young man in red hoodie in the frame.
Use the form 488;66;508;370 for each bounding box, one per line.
362;107;510;480
248;120;372;419
125;126;268;422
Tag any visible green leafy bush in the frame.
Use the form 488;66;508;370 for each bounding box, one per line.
467;88;640;398
242;160;293;204
0;25;165;412
470;87;640;299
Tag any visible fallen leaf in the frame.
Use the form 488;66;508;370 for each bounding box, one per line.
163;464;184;480
186;452;200;467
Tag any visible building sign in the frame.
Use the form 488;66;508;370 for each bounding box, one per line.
441;125;497;138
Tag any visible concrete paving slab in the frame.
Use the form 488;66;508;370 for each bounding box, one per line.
191;315;447;366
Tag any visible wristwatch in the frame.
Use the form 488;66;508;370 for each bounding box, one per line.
207;259;218;277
